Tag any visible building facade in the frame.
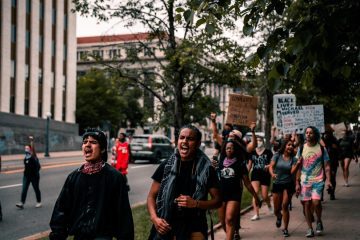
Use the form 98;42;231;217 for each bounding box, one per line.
0;0;79;154
77;33;234;141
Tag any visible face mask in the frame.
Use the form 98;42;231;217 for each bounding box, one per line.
257;141;264;148
25;149;31;154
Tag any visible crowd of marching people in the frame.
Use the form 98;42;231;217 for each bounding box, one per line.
8;114;357;239
208;112;359;239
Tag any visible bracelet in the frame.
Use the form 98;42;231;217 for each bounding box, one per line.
196;200;199;208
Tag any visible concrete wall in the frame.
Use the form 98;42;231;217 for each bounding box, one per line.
0;112;81;155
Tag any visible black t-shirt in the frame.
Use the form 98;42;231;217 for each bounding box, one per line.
152;159;219;235
250;149;273;171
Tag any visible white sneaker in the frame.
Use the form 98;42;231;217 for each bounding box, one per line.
251;214;260;221
16;202;24;209
268;206;274;214
35;202;42;208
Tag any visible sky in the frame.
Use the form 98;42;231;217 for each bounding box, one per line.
76;14;146;37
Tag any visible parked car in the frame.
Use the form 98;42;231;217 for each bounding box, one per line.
130;134;174;163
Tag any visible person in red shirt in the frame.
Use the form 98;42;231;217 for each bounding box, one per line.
116;133;132;191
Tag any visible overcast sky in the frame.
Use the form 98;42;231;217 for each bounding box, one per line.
76;14;146;37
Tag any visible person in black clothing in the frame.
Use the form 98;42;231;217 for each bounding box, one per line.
49;128;134;240
147;125;221;240
338;129;355;186
16;136;42;209
322;130;340;200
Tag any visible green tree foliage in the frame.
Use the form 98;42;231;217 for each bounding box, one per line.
76;69;143;135
189;0;360;124
73;0;247;137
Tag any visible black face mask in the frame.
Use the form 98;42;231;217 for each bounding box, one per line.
119;138;125;143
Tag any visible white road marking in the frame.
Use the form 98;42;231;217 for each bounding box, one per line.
0;183;22;189
130;165;155;169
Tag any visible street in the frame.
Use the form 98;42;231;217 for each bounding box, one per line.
0;148;215;239
0;156;158;239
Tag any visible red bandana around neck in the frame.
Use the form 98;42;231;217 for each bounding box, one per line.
81;160;104;175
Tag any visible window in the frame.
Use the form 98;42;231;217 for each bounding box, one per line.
52;41;55;56
109;49;121;59
144;47;155;57
26;0;31;13
26;31;30;48
11;61;16;78
39;36;43;52
11;25;16;43
38;69;43;84
92;50;103;59
39;0;44;20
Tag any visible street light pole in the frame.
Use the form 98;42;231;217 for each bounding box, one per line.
44;112;52;157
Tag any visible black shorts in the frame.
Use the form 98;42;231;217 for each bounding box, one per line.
272;181;295;195
222;187;243;202
251;169;271;186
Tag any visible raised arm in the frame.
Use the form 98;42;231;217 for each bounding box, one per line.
210;112;223;146
246;122;257;153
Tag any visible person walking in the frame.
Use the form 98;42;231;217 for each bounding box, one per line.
110;137;119;167
322;129;340;200
16;136;42;209
218;139;261;240
147;125;221;240
116;132;132;191
248;136;273;221
49;128;134;240
269;139;302;237
338;129;355;186
295;126;332;238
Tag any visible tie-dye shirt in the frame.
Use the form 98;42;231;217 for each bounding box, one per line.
296;143;329;184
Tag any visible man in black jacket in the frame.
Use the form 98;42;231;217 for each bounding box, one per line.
49;128;134;240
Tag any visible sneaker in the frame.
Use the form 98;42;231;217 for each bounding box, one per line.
251;214;260;221
234;232;241;240
344;183;349;187
268;206;274;214
330;194;336;200
16;203;24;209
276;214;282;228
35;202;42;208
316;221;324;234
283;229;289;237
306;228;314;238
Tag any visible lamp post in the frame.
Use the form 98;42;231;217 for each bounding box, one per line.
44;112;52;157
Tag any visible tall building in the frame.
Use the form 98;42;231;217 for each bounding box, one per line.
0;0;78;154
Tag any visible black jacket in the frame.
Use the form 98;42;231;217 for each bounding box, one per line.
49;163;134;240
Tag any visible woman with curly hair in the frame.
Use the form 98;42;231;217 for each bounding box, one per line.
269;139;302;237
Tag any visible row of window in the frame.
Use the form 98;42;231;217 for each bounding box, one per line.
77;46;158;61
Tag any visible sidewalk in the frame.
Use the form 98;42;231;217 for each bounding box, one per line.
214;162;360;239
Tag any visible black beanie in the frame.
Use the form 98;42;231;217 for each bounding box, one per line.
82;128;108;162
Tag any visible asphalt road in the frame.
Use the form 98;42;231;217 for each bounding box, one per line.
0;157;159;239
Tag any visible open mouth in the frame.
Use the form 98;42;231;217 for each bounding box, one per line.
180;144;189;155
84;148;92;157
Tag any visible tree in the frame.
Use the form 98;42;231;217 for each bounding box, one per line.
188;0;360;124
76;69;144;135
73;0;247;138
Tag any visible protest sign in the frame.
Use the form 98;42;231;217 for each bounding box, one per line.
226;94;258;126
281;105;325;134
273;94;296;130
